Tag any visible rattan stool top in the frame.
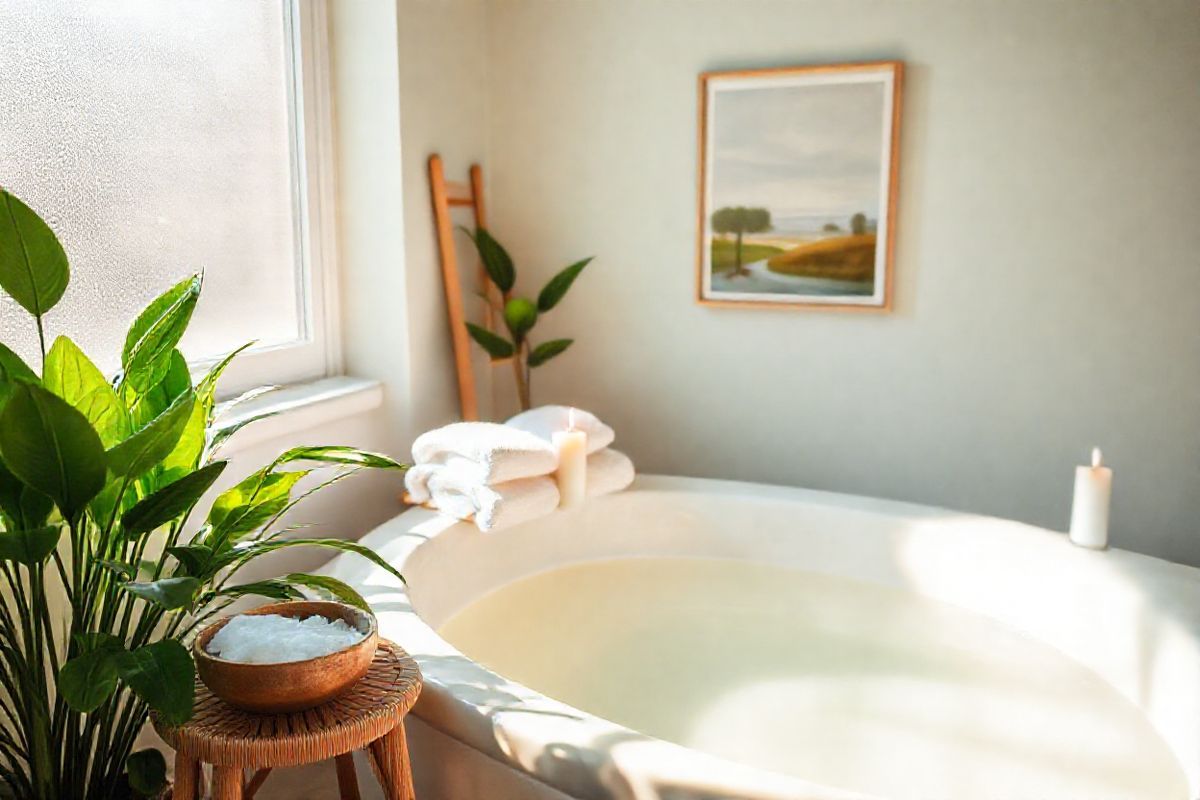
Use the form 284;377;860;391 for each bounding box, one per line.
155;640;422;769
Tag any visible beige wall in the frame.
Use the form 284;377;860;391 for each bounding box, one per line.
331;0;489;452
310;0;1200;567
478;0;1200;565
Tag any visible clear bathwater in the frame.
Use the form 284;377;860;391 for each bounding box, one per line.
438;558;1188;800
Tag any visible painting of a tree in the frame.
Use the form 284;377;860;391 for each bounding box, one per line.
698;61;902;309
711;206;771;276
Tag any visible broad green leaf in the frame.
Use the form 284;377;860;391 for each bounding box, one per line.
161;394;205;473
18;486;52;527
462;226;515;293
0;189;69;317
465;323;514;359
0;342;37;411
165;543;215;578
121;577;200;610
0;525;61;565
113;640;194;725
58;648;120;713
121;461;227;538
127;748;168;796
537;257;592;312
283;573;369;611
503;297;538;339
224;537;405;586
87;477;139;531
124;349;190;430
215;579;304;603
0;382;106;519
43;336;129;447
0;459;23;522
0;460;53;529
107;390;195;478
73;632;124;654
206;469;308;545
271;446;404;471
528;338;573;368
121;276;200;392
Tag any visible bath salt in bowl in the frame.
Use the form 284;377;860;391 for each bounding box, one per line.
207;613;366;664
193;601;378;713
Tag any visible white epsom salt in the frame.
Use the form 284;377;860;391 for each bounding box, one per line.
207;613;365;664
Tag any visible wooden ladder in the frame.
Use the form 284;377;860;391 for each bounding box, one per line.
427;154;507;421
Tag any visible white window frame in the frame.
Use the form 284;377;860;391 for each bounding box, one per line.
197;0;342;398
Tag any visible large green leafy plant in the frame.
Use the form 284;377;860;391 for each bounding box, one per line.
461;227;591;411
0;189;405;799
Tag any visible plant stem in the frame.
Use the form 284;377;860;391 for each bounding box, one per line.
511;341;531;411
34;314;46;364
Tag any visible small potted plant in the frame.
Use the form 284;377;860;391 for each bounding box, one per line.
460;227;592;411
0;188;406;799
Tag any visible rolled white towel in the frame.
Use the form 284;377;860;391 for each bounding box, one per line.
506;405;613;454
411;422;557;484
587;448;635;497
426;474;560;532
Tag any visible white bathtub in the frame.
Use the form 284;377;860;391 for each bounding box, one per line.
322;475;1200;800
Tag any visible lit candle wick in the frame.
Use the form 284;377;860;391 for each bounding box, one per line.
567;407;577;431
1091;447;1103;469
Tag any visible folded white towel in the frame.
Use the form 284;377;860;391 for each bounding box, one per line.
404;456;526;504
411;422;557;484
506;405;613;454
587;448;635;497
426;474;560;532
404;462;447;504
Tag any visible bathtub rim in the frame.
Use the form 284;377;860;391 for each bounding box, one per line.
319;474;1200;800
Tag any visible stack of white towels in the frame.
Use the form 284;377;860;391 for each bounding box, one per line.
404;405;635;532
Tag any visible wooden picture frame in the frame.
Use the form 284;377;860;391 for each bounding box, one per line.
696;61;903;311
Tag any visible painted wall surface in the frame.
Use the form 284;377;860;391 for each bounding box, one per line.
480;0;1200;565
331;0;488;454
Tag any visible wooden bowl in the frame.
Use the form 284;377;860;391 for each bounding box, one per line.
193;601;379;714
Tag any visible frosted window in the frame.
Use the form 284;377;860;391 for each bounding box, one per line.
0;0;304;374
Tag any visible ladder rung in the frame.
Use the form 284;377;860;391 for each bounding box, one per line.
444;181;474;205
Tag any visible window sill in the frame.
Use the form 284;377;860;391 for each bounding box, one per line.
217;376;384;455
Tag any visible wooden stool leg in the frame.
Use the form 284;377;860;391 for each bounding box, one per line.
172;751;200;800
395;724;416;800
335;753;362;800
368;724;415;800
211;765;243;800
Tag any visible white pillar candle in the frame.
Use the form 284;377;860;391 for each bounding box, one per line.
552;409;587;509
1069;447;1112;550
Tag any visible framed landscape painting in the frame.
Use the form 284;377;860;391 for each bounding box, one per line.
697;61;903;310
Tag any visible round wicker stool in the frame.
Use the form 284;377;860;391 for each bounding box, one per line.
155;640;422;800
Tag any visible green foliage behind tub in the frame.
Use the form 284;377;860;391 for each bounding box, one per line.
460;226;591;411
0;188;406;799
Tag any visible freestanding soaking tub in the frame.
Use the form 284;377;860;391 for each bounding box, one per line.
322;475;1200;800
